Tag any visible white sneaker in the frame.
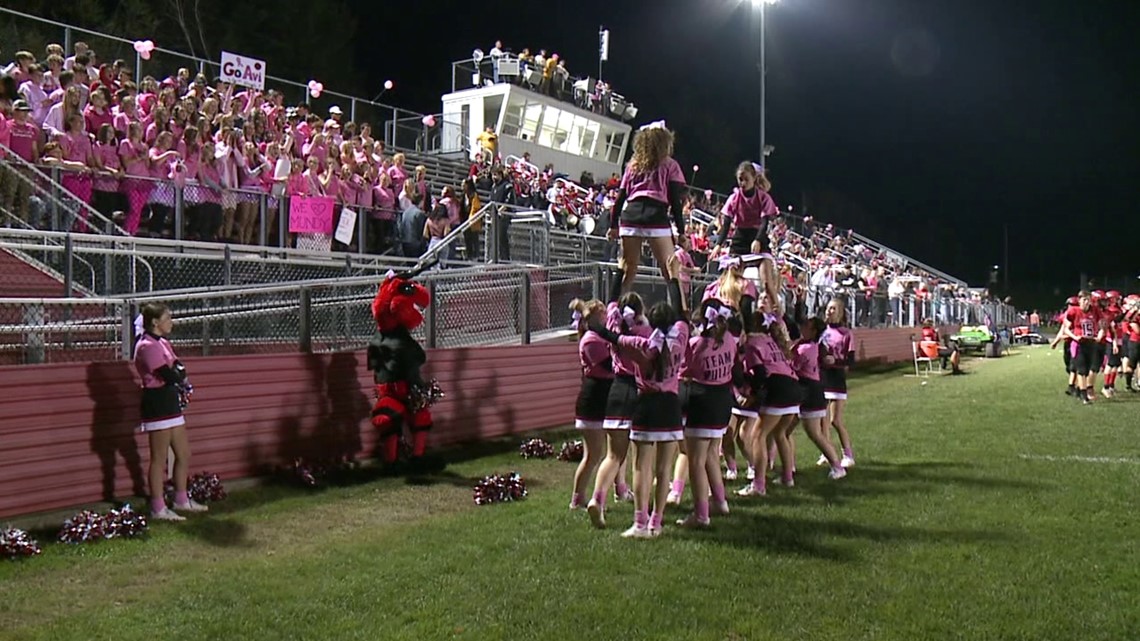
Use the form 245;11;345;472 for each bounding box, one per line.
587;501;606;529
724;468;738;481
666;491;682;505
746;466;756;480
712;500;730;515
173;499;208;513
736;484;766;497
676;513;711;528
816;454;829;467
828;466;847;480
840;456;856;468
773;477;795;488
151;507;185;522
621;524;653;539
614;488;634;502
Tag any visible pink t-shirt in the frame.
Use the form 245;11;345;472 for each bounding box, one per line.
286;173;308;196
60;130;93;164
387;164;408;195
134;333;177;389
674;247;695;288
83;106;113;139
743;333;796;380
820;325;854;370
619;157;685;204
579;330;615;380
197;163;223;204
373;185;395;220
113;109;136;137
721;187;777;231
682;332;738;386
119;140;149;177
93;142;121;192
7;121;39;161
792;341;821;382
617;320;690;395
606;301;653;377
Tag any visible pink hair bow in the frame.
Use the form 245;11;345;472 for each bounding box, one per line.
762;313;778;328
718;255;742;271
621;306;636;323
752;162;764;173
570;310;582;328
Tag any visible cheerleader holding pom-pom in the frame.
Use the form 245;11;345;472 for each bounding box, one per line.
567;298;616;510
590;279;689;538
133;303;207;522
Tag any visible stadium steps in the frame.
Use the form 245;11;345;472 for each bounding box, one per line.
0;247;76;298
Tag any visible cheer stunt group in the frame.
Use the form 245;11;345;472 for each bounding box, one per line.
565;123;857;538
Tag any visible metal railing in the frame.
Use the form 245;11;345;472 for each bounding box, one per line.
0;6;426;147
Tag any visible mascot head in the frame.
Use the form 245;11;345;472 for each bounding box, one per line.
371;260;436;332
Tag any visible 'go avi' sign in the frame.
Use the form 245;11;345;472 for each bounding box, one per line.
220;51;266;91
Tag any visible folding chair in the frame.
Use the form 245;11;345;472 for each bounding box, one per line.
912;340;942;377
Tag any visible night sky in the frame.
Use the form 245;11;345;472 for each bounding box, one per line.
348;0;1139;296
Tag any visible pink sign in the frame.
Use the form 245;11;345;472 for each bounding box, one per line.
288;196;336;234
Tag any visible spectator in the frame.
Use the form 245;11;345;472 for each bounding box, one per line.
461;178;482;261
398;185;427;258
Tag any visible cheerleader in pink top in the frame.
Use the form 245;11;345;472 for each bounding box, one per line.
567;298;615;510
790;317;846;481
817;297;857;468
607;122;686;301
591;291;689;538
716;162;782;314
736;306;801;497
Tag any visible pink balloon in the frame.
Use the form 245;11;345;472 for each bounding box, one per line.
384;79;394;90
422;114;436;127
692;164;700;172
308;80;323;99
133;39;155;60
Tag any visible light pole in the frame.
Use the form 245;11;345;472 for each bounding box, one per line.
752;0;778;165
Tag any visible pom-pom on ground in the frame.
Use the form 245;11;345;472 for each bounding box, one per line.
558;440;585;462
1;527;42;559
519;438;554;459
188;472;227;503
105;504;149;539
473;473;528;505
58;510;110;544
280;458;356;488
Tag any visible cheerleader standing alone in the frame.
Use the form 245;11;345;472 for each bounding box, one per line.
817;298;857;468
567;298;614;510
134;303;208;521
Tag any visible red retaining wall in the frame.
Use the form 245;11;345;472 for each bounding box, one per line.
0;326;926;519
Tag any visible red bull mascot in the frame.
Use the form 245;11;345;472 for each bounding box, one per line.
368;259;444;471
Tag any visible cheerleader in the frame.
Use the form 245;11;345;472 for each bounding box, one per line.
567;298;614;510
703;257;758;480
133;303;207;521
737;307;801;496
791;317;846;480
715;162;781;313
606;121;687;297
586;289;650;528
675;303;738;527
591;284;688;538
817;297;857;468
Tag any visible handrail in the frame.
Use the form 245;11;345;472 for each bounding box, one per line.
419;202;493;264
0;144;127;236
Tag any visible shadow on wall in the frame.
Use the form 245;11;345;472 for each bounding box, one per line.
87;361;145;501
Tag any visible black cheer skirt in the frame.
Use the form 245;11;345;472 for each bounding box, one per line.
603;375;638;429
575;376;614;429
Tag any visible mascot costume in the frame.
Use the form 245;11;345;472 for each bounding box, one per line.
368;260;443;468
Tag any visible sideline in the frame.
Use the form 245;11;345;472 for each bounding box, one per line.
1019;454;1140;465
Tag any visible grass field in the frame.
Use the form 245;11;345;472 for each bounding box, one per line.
2;346;1140;641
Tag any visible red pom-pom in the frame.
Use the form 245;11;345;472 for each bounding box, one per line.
473;472;528;505
105;504;148;539
558;440;584;462
409;379;444;412
58;510;111;544
1;527;42;559
188;472;227;503
519;438;554;459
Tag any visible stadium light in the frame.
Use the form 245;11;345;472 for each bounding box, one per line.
744;0;780;162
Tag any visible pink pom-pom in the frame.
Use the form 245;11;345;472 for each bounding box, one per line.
519;438;554;459
1;527;41;559
307;80;324;99
473;473;527;505
557;440;584;462
384;79;394;90
422;114;436;127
